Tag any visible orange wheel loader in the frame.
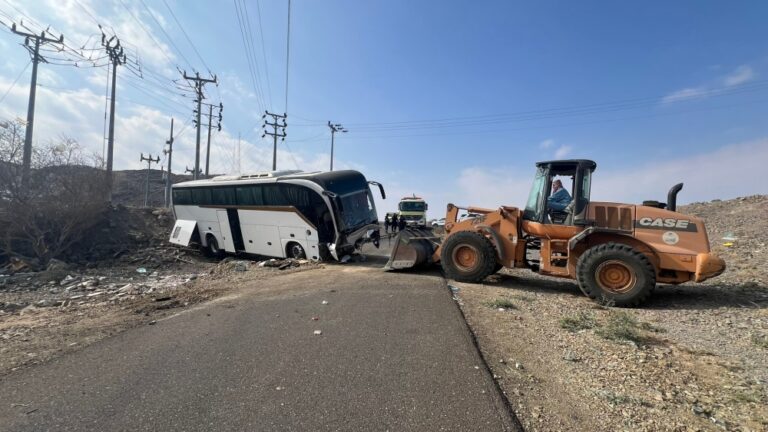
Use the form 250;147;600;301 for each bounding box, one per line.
385;159;725;307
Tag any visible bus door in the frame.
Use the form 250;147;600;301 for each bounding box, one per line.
216;210;237;252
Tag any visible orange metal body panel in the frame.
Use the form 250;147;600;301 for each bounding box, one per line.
435;200;725;285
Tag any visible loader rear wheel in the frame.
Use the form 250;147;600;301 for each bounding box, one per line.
441;232;498;283
576;242;655;307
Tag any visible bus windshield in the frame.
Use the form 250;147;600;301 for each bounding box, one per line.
319;173;378;232
399;201;425;212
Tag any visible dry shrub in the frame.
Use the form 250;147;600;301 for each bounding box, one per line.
0;121;108;267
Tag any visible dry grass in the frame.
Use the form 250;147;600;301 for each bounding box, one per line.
559;311;597;332
484;298;516;309
596;311;645;344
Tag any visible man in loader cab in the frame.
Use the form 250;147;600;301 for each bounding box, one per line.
547;179;572;212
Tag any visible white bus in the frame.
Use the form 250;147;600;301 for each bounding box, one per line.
169;170;386;261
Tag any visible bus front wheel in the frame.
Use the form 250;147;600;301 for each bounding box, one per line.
287;242;306;259
204;235;223;258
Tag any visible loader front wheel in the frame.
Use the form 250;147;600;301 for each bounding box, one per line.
441;232;498;283
576;243;655;307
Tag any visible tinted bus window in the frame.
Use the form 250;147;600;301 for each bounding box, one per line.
191;188;211;205
173;189;192;205
236;185;264;205
262;185;289;206
212;187;236;205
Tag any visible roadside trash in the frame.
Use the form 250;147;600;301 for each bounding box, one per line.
515;362;524;370
321;300;329;305
234;262;248;272
311;317;319;321
340;255;351;263
722;233;737;242
723;242;734;247
313;330;322;335
148;320;157;325
136;267;147;274
449;284;460;293
474;365;480;369
275;386;284;391
497;308;505;312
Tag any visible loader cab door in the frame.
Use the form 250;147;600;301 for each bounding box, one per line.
523;160;596;226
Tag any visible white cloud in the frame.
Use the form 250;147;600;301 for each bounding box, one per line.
661;87;708;104
662;65;757;104
539;138;554;149
723;65;754;87
447;139;768;217
554;144;572;159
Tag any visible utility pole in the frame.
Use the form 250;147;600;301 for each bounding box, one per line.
262;111;287;170
10;23;64;190
140;153;160;208
327;121;348;171
183;71;217;180
102;31;127;201
203;102;223;178
163;118;174;207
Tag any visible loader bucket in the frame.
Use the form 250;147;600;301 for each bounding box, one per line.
384;228;441;271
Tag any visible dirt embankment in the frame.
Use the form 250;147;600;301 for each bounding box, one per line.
455;195;768;432
0;206;320;376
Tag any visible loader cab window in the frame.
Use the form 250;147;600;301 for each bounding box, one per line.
524;167;548;221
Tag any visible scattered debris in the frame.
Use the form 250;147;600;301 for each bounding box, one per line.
321;300;329;305
136;267;147;274
313;330;322;336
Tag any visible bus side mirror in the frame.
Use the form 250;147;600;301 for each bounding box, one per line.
425;203;429;210
368;181;386;199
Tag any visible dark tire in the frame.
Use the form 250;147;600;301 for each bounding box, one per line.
440;231;498;283
287;242;306;259
203;235;223;258
576;242;655;307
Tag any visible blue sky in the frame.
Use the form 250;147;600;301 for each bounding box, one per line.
1;0;767;215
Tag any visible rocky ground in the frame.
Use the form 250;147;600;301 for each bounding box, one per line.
0;206;320;376
454;195;768;431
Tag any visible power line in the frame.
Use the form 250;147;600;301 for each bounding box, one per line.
137;0;195;71
242;0;270;109
116;0;177;67
254;0;273;109
233;0;267;111
161;0;212;75
284;0;291;113
0;60;30;104
342;97;768;141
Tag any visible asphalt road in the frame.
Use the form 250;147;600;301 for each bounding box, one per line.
0;252;518;431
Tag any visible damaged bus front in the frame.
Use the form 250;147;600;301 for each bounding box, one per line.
169;169;385;262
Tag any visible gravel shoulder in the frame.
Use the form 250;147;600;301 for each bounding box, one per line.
453;195;768;431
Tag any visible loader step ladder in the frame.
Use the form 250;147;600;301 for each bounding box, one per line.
541;239;570;276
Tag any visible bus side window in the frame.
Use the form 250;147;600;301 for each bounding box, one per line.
212;187;236;205
191;188;211;205
173;189;191;205
263;185;289;206
281;185;311;209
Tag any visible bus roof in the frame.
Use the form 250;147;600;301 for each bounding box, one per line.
172;169;365;189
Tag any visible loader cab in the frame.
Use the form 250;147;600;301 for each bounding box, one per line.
523;159;596;226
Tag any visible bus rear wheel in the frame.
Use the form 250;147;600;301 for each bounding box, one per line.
287;242;306;259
